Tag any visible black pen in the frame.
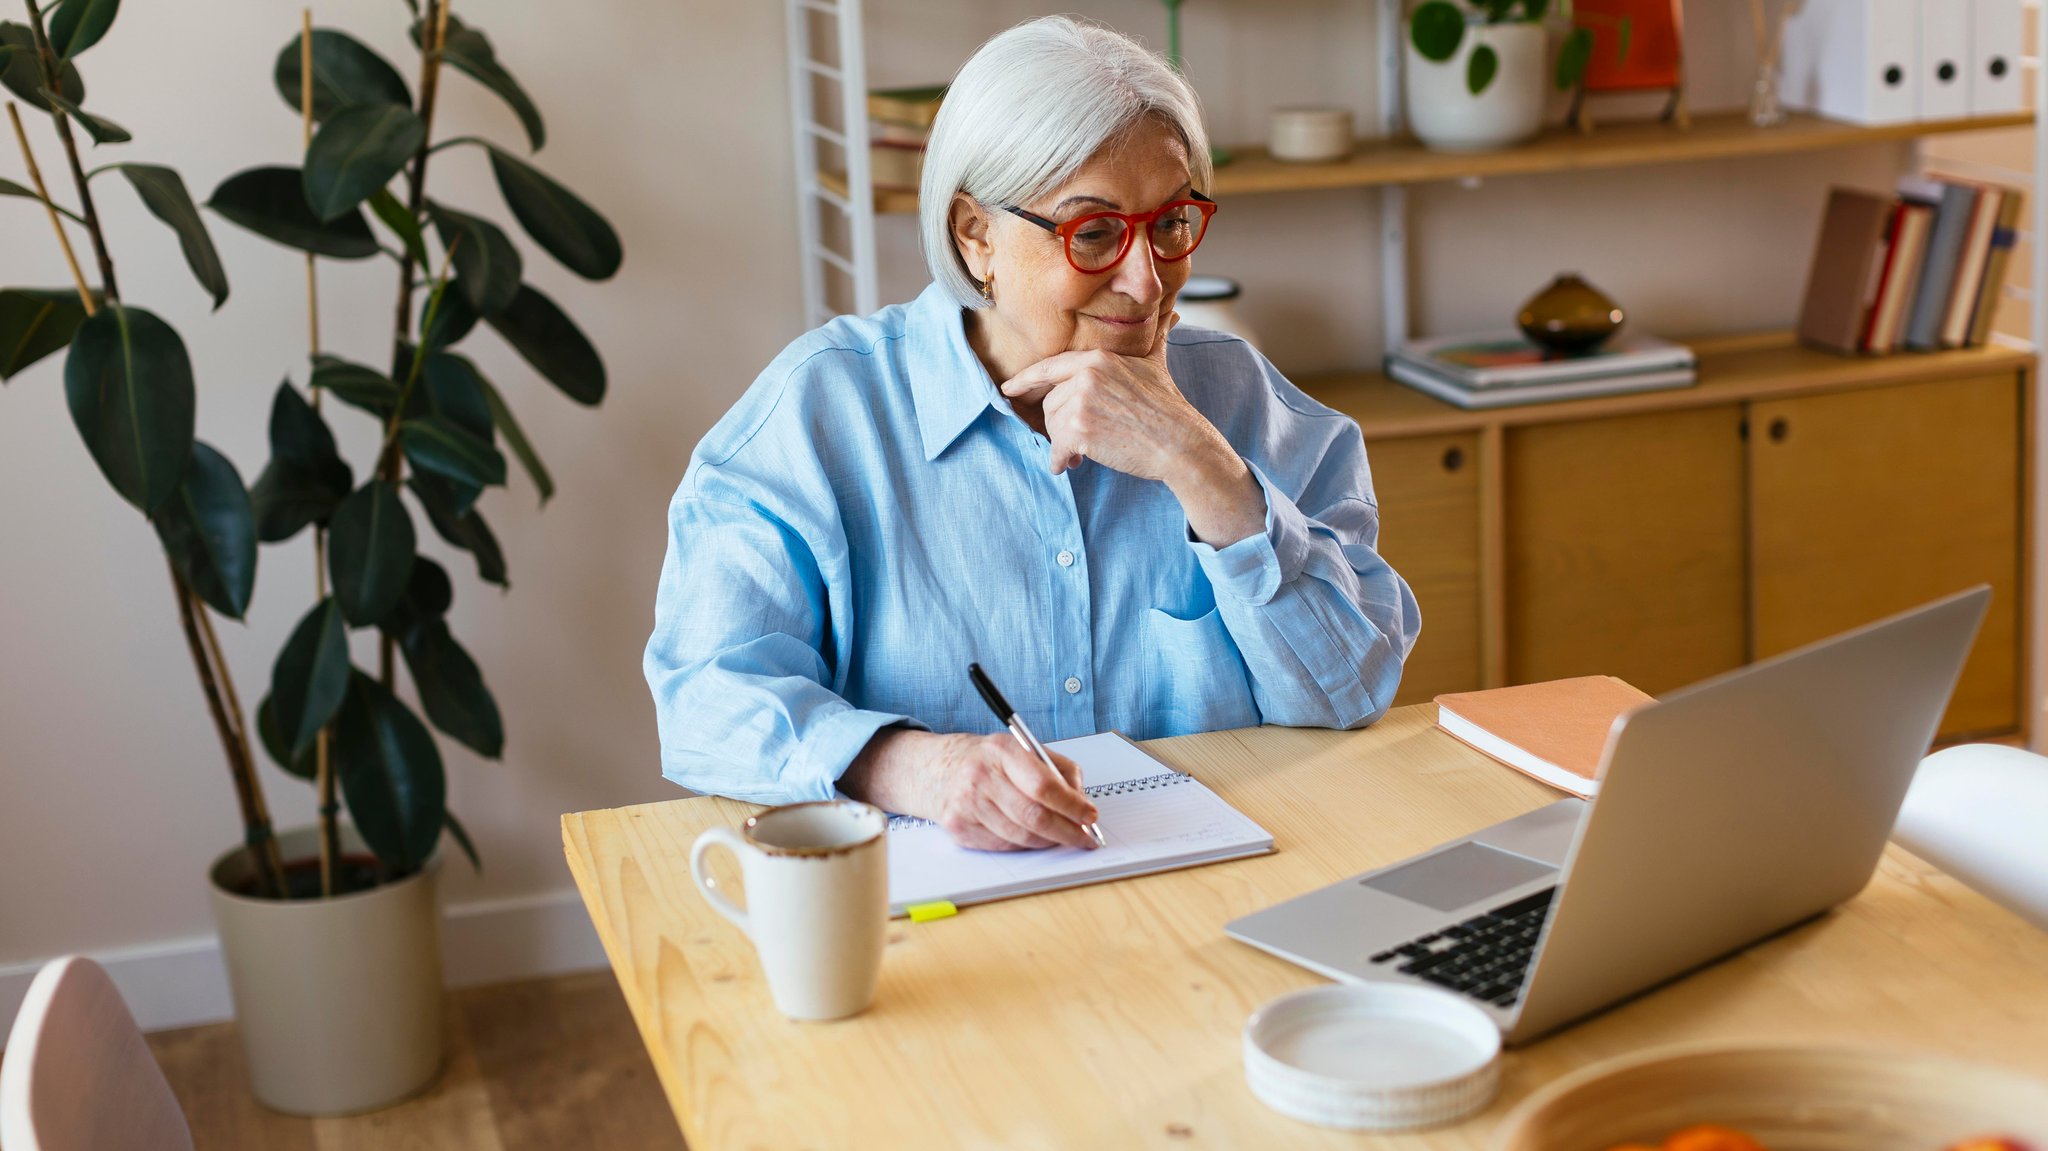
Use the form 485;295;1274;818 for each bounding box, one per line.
967;663;1107;848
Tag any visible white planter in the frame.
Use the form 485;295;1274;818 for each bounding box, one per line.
1404;21;1548;152
209;827;445;1116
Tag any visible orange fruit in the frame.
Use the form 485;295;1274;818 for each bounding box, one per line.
1663;1125;1768;1151
1943;1140;2035;1151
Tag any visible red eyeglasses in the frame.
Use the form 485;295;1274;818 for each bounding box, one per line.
1003;190;1217;274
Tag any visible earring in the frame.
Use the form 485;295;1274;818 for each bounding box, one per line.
979;271;995;304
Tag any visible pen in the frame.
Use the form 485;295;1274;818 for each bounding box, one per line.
967;663;1107;848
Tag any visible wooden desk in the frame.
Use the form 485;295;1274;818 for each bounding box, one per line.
562;707;2048;1149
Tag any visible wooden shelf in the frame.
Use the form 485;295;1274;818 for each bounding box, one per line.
1303;333;2036;439
825;110;2032;214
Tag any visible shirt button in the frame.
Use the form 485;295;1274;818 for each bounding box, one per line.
1064;676;1082;695
1056;549;1075;568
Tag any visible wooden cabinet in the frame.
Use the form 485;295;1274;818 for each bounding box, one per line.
1368;433;1483;705
1750;374;2024;737
1326;337;2033;740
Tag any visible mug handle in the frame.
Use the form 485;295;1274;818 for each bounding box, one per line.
689;826;752;940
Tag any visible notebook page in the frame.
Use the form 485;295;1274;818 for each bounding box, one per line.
885;733;1273;912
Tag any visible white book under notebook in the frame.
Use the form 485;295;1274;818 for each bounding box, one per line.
882;731;1274;916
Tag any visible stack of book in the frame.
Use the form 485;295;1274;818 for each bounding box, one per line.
1797;176;2025;356
1386;330;1698;409
866;85;945;192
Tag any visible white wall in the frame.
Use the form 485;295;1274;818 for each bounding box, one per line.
0;0;1908;1026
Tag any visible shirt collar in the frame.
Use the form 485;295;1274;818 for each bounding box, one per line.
906;281;1004;461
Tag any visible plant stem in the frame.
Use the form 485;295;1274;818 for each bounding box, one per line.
5;102;94;311
382;0;452;689
299;6;339;900
22;0;117;301
22;0;285;898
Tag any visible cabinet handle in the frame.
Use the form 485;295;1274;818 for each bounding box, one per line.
1768;418;1789;443
1441;446;1465;472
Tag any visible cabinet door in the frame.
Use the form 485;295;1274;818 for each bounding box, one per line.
1505;406;1749;694
1369;433;1483;704
1750;373;2022;738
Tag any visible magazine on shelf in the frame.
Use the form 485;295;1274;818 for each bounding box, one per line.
1387;357;1696;409
1388;329;1696;390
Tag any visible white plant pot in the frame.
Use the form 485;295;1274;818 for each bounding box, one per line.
1404;21;1548;153
209;826;445;1116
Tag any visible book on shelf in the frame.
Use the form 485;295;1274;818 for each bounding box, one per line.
1797;187;1893;354
868;139;924;190
868;118;931;147
1860;199;1933;353
1903;178;1979;352
1435;676;1654;798
1386;357;1695;409
867;84;945;129
1943;183;2005;348
1967;189;2026;346
1389;329;1695;390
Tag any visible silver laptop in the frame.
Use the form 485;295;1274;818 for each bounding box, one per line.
1226;586;1989;1045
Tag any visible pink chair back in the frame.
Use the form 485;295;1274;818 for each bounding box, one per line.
0;956;193;1151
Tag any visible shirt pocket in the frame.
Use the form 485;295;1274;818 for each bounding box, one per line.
1140;606;1261;736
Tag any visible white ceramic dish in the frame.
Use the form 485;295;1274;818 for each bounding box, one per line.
1243;983;1501;1131
1268;105;1354;163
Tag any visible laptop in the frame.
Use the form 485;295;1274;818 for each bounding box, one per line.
1226;586;1990;1045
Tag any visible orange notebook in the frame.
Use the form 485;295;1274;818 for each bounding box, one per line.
1434;676;1653;797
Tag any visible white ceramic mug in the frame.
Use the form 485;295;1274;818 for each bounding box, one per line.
689;800;889;1021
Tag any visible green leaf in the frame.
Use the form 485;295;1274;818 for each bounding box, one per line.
0;23;85;111
426;200;521;315
1522;0;1549;19
272;597;350;758
423;283;478;350
400;415;506;489
398;553;454;619
64;304;194;514
113;164;228;309
208;166;379;259
486;147;620;280
1556;26;1594;91
303;103;425;222
256;694;316;780
1466;43;1499;95
368;187;429;268
411;475;506;586
47;0;118;58
484;283;605;405
309;353;401;417
1;288;92;381
420;350;492;437
444;810;481;872
333;670;445;875
397;617;502;757
328;480;416;626
475;371;552;504
152;440;258;619
39;88;129;145
1408;2;1465;62
0;176;84;223
250;380;352;542
273;28;410;122
414;15;544;151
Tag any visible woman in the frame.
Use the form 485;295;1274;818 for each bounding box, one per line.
647;16;1418;852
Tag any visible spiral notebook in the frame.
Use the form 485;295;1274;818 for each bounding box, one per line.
883;731;1275;916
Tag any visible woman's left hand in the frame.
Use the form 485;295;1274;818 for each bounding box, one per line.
999;313;1267;545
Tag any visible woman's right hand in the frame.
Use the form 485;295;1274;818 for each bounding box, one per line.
843;729;1100;851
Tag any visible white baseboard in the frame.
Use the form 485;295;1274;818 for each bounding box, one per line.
0;888;607;1038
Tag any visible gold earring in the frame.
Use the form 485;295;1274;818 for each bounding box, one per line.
979;271;995;303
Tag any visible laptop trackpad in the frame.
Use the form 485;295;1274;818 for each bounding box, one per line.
1362;841;1558;912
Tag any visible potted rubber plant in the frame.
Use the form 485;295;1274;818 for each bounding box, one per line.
1;0;619;1115
1403;0;1621;151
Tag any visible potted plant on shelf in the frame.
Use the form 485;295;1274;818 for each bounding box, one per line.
1;0;620;1116
1403;0;1621;152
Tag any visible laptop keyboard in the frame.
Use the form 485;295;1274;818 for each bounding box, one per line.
1367;887;1557;1009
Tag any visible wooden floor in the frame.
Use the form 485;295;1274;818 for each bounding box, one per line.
144;970;686;1150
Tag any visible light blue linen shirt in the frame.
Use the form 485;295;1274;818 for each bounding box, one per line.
646;282;1420;805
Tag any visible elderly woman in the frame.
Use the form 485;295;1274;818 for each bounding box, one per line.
647;16;1418;852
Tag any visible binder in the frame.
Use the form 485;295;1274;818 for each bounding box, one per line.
1779;0;1918;125
1970;0;2024;115
1918;0;1972;119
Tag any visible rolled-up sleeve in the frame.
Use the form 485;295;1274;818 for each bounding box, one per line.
644;490;920;806
1185;355;1421;730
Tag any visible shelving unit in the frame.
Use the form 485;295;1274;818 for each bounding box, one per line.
784;1;2048;745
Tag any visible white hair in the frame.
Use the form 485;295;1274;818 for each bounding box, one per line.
919;16;1213;309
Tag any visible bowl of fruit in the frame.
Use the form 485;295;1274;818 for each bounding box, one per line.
1490;1044;2048;1151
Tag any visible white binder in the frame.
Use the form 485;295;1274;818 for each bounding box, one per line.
1779;0;1919;125
1919;0;1973;119
1969;0;2024;115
